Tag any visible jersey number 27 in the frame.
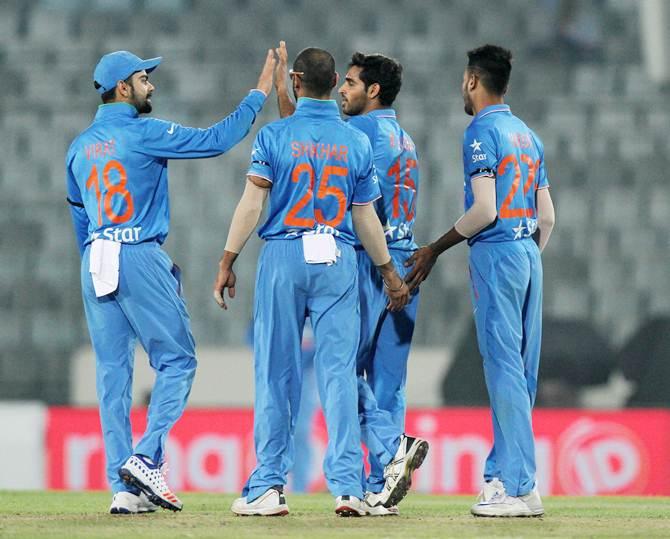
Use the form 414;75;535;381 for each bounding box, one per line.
498;153;538;219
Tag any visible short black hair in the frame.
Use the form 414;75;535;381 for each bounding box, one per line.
293;48;336;96
348;52;402;106
466;44;512;96
95;74;134;103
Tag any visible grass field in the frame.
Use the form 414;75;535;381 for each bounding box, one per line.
0;492;668;538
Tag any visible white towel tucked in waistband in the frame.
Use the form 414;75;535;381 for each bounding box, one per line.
89;238;121;297
302;233;340;265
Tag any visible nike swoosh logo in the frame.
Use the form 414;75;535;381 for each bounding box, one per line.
167;123;176;135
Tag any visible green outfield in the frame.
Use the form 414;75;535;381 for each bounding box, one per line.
0;492;668;538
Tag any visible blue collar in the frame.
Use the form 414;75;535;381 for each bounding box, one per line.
366;108;396;119
95;102;139;120
295;97;340;118
472;104;511;122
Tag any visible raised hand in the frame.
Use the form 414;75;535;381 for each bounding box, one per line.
255;49;276;97
275;41;289;91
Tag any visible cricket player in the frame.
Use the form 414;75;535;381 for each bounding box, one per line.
338;52;426;514
274;43;429;515
405;45;555;517
66;49;275;514
213;46;410;517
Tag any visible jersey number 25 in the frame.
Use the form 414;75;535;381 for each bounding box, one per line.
284;163;347;228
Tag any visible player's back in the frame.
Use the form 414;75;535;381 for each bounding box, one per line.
67;103;169;246
250;99;379;245
349;110;419;251
463;105;548;245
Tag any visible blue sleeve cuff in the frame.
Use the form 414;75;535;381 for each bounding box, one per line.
244;89;267;113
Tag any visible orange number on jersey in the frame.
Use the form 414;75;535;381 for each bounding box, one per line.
315;166;347;227
389;157;417;221
519;154;537;197
103;161;134;223
285;163;316;228
498;153;536;219
86;165;103;226
86;160;135;225
284;163;348;228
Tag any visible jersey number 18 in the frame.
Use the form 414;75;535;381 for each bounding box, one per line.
86;160;135;226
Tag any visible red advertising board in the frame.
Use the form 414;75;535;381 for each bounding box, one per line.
46;407;670;495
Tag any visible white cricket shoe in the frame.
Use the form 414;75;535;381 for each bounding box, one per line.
476;477;505;502
365;502;399;516
471;486;544;517
364;490;385;508
334;495;367;517
109;491;158;514
520;486;545;516
363;491;399;516
379;434;429;508
231;487;289;516
119;454;183;512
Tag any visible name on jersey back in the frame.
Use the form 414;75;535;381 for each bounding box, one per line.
85;139;117;160
389;133;415;152
291;141;348;162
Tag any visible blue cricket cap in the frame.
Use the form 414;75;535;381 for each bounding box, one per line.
93;50;162;94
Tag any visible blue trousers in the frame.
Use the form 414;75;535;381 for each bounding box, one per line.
243;239;364;501
356;248;420;494
289;343;318;492
468;239;542;497
81;242;197;494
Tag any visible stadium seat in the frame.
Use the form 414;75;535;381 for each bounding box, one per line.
1;0;663;403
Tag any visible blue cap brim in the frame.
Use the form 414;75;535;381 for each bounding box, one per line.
137;56;162;74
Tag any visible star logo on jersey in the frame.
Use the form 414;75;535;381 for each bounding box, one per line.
383;223;397;238
91;232;100;240
512;220;526;240
470;139;483;153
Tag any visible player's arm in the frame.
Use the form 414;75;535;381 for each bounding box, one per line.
352;203;409;312
140;50;275;159
404;176;496;291
535;187;555;252
275;41;296;118
533;143;554;252
65;159;89;256
213;175;270;310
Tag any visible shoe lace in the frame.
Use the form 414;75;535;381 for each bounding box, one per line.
384;464;401;482
138;458;169;493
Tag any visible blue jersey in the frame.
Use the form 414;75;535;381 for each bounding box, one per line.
248;98;380;245
66;91;266;254
463;104;549;245
348;110;419;251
